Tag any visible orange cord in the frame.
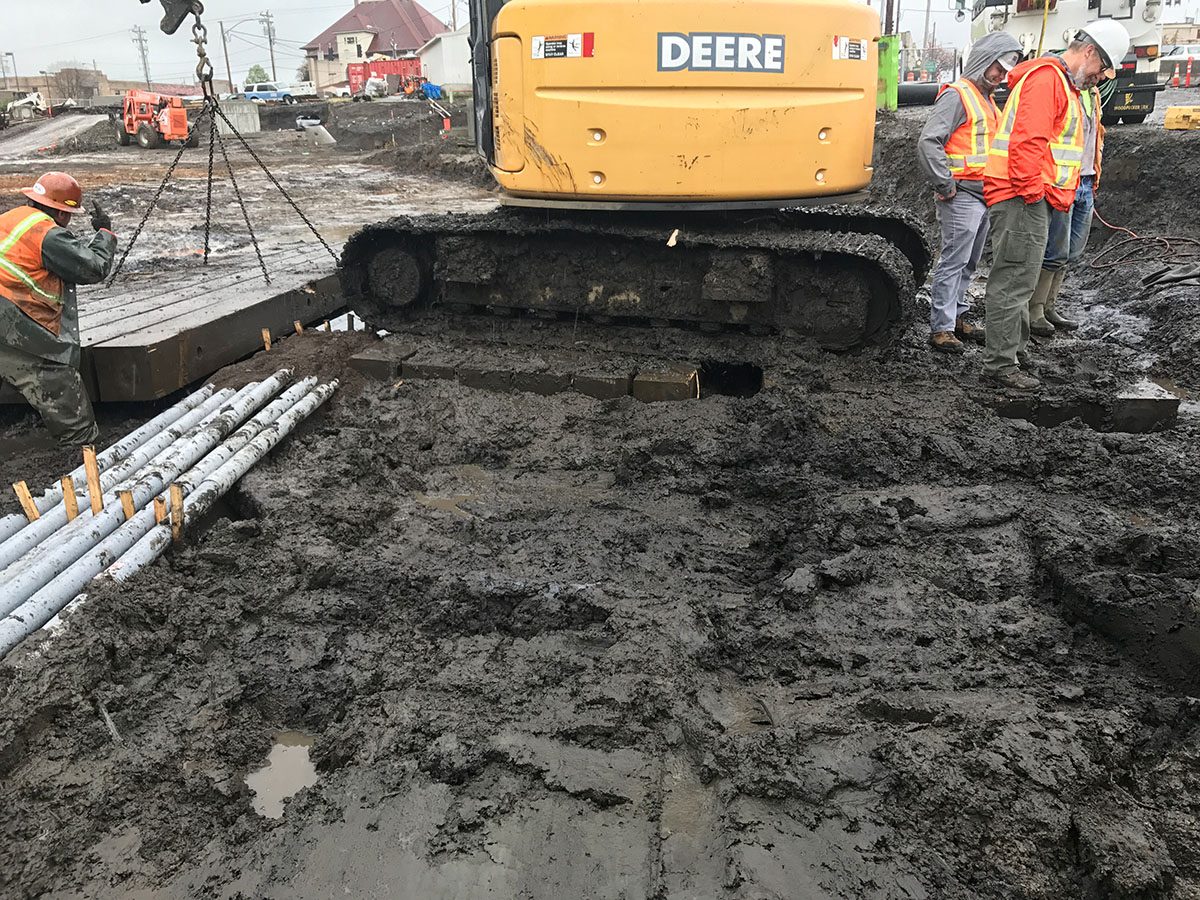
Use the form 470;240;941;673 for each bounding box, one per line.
1089;208;1200;270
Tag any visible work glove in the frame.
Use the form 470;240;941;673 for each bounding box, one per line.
90;201;113;233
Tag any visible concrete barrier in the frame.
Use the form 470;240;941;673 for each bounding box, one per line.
217;100;261;136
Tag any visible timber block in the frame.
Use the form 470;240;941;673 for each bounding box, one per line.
348;342;415;381
402;351;465;381
632;366;701;403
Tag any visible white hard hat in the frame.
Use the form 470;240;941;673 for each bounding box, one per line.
997;50;1021;71
1077;19;1131;76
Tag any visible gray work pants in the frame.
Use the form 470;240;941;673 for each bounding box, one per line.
929;189;989;334
0;343;99;445
982;197;1051;376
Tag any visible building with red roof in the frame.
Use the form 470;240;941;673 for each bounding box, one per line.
304;0;448;93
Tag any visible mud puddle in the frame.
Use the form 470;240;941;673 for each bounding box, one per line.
245;731;320;820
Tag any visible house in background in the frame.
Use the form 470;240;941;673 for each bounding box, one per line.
418;26;471;90
304;0;448;92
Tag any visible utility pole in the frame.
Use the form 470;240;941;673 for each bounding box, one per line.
220;21;234;91
451;0;458;31
922;0;934;49
884;0;897;35
0;54;8;90
7;52;20;92
132;25;152;89
260;11;278;81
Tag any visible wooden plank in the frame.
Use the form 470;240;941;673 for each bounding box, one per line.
77;245;320;334
79;251;331;345
88;274;343;401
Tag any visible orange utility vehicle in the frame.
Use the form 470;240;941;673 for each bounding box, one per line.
114;90;198;149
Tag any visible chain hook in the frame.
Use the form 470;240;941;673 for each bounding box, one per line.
191;13;216;102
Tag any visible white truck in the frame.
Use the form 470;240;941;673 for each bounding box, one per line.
971;0;1167;124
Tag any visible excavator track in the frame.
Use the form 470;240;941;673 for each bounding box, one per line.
340;206;932;350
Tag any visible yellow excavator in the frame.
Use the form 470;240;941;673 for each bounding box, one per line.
343;0;931;349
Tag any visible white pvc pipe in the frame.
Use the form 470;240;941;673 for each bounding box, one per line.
0;387;240;574
0;380;336;659
0;371;294;615
114;380;339;582
0;384;217;544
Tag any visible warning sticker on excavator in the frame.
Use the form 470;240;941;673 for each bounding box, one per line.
532;34;595;59
832;36;868;61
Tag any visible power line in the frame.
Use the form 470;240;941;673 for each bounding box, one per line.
131;25;152;90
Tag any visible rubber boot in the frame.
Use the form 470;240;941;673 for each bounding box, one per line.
1043;270;1079;331
1029;269;1056;337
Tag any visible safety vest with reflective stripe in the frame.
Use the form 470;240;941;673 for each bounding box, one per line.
938;78;1000;181
0;207;65;336
985;59;1085;192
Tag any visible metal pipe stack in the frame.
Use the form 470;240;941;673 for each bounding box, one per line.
0;371;338;659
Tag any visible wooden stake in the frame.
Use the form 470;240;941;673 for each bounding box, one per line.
119;490;136;522
154;496;167;525
61;477;79;522
262;327;272;352
83;446;102;515
170;484;185;543
293;320;304;335
13;481;39;522
347;312;356;331
324;320;331;332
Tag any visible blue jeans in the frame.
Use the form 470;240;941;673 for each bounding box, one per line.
929;188;989;333
1043;175;1096;271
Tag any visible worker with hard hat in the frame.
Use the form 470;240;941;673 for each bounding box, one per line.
980;19;1130;391
917;31;1023;355
1029;77;1108;336
0;172;117;444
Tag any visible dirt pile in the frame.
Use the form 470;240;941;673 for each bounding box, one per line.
327;97;472;152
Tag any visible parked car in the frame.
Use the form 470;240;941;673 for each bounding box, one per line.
325;85;353;99
1160;44;1200;79
241;82;297;104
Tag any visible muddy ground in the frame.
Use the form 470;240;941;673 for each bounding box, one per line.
2;100;1200;899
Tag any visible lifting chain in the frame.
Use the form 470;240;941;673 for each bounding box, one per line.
108;3;339;287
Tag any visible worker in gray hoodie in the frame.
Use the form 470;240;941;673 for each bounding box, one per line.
917;32;1023;354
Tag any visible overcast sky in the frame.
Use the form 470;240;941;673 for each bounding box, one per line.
11;0;1169;90
0;1;462;87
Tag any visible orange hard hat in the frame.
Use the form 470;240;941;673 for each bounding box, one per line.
20;172;84;214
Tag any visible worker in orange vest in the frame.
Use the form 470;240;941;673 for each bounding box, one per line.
917;32;1022;354
980;20;1130;391
0;172;117;444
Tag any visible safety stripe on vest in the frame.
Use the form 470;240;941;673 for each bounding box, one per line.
0;211;50;255
945;80;996;175
0;211;61;304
